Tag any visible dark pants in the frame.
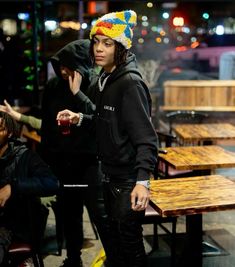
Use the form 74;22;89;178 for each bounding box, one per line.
103;175;147;267
56;158;111;265
0;227;12;265
60;183;111;264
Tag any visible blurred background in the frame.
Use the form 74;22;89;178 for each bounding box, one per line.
0;0;235;113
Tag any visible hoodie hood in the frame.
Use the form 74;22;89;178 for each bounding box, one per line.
105;52;141;83
50;39;92;80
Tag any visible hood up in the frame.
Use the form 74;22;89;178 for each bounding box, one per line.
50;39;92;80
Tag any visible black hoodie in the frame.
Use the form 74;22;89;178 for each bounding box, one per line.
74;53;158;181
50;39;91;81
41;40;97;182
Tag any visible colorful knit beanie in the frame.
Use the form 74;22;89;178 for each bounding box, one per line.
90;10;137;49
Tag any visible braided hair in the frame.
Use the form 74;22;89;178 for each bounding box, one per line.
0;111;21;138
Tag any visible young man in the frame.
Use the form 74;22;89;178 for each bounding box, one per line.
41;40;110;267
57;10;158;267
0;111;59;265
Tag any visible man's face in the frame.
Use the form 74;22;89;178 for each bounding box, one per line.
0;118;9;147
60;66;74;80
93;35;116;72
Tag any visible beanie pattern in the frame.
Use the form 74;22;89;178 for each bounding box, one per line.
90;10;137;49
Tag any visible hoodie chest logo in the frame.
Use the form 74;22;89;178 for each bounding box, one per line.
103;105;115;112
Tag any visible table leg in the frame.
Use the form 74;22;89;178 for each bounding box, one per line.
186;214;223;258
178;214;203;267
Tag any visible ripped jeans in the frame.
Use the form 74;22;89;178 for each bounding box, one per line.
103;175;147;267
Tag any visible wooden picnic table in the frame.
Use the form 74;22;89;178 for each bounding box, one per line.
172;123;235;145
158;145;235;171
150;175;235;267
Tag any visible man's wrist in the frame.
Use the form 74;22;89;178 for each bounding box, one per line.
136;180;150;189
76;113;84;127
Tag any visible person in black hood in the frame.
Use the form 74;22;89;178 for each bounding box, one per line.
0;111;58;265
57;11;158;267
41;39;110;267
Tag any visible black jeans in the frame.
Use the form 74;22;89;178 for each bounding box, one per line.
103;175;147;267
61;183;110;264
0;227;12;265
54;158;111;265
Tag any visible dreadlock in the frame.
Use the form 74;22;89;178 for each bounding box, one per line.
114;42;128;66
0;111;21;138
90;38;128;67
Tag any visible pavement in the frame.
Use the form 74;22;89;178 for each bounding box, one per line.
42;208;103;267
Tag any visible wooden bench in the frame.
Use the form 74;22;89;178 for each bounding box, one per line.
161;80;235;112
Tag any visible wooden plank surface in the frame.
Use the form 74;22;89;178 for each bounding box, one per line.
164;80;235;87
160;106;235;111
163;80;235;110
158;145;235;170
173;123;235;143
150;175;235;217
22;126;41;143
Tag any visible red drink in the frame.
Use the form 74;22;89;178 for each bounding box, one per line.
58;115;70;135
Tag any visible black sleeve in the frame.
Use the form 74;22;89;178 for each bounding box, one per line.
122;78;158;181
74;90;96;115
74;85;96;126
12;150;59;197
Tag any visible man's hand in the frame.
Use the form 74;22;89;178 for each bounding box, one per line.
0;184;11;207
131;184;149;211
69;71;82;95
57;109;80;124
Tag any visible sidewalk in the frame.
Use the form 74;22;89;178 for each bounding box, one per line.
43;208;103;267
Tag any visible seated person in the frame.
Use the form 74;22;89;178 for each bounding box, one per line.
0;111;59;265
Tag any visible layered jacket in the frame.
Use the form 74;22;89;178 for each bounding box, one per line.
0;140;59;242
75;53;158;181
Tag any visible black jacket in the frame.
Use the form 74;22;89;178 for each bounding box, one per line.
0;140;59;242
41;39;99;184
75;53;158;181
